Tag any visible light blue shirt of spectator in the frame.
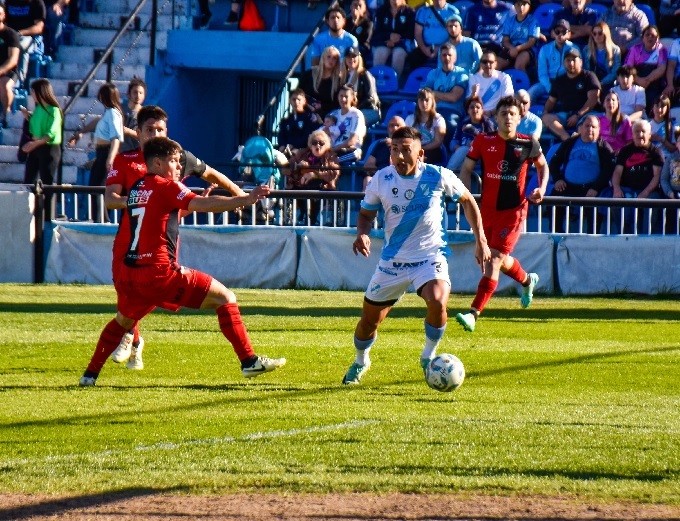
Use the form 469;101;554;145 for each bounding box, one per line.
502;12;540;47
516;89;543;140
310;31;358;63
93;107;124;142
450;36;483;74
423;63;469;117
528;25;576;102
564;139;600;184
415;0;460;47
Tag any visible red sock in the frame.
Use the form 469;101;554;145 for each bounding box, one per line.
86;319;128;374
132;322;140;345
471;276;498;314
503;258;527;285
217;303;255;362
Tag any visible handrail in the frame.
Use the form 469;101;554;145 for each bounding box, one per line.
62;0;155;115
254;0;340;135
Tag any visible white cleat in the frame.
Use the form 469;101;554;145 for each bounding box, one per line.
79;376;97;387
126;337;145;370
242;355;286;378
111;332;133;363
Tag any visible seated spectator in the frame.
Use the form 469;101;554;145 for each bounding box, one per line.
422;42;469;138
663;37;679;103
584;22;622;95
277;89;322;157
610;119;664;233
598;89;633;154
310;7;358;67
528;19;577;103
406;0;460;72
287;129;341;225
625;25;668;111
447;96;495;173
370;0;415;78
498;0;539;72
464;0;514;56
611;65;645;121
43;0;70;59
554;0;599;48
602;0;648;55
445;14;482;75
404;87;446;165
0;2;20;128
361;115;405;190
298;46;344;119
658;0;680;38
5;0;45;88
328;84;366;163
649;94;675;160
346;0;373;66
320;113;340;143
549;115;615;233
515;89;542;140
660;126;680;200
468;50;514;116
342;46;381;127
542;47;601;142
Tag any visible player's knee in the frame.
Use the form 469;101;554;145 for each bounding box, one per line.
115;312;135;330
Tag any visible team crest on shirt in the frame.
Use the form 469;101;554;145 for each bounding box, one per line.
405;189;415;200
513;147;523;158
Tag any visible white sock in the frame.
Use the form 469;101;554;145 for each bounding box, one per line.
420;322;446;360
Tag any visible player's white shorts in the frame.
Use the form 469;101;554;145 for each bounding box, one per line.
364;253;450;304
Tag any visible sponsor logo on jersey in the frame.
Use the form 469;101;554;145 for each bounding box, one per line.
392;187;399;197
128;189;153;205
391;204;401;214
107;169;118;179
497;160;508;172
392;260;427;268
370;282;382;293
378;266;397;276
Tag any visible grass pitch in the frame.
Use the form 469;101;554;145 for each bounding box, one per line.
0;284;678;503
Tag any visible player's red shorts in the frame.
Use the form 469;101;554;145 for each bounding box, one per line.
114;264;213;321
482;205;527;255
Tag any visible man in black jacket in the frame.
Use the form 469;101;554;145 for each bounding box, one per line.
548;114;615;233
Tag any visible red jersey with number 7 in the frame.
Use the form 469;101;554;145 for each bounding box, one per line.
467;132;542;216
123;174;197;268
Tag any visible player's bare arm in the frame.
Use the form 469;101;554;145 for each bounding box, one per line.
105;184;127;209
353;208;376;257
458;156;477;191
527;154;549;204
187;185;271;213
202;166;247;196
458;190;490;267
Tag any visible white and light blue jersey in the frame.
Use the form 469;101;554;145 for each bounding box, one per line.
361;162;466;263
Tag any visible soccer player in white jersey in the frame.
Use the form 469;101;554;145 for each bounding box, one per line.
342;126;491;385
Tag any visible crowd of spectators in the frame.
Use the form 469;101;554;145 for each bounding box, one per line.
275;0;680;230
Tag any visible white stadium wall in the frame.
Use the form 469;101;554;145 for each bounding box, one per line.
0;188;35;283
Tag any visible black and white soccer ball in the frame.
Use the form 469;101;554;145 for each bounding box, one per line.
425;353;465;392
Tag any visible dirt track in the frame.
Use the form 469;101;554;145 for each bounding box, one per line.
1;493;679;520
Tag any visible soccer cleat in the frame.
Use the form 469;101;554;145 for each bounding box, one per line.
455;312;476;332
420;357;431;374
342;361;371;385
111;332;133;363
79;375;97;387
520;273;539;309
126;337;145;370
241;355;286;378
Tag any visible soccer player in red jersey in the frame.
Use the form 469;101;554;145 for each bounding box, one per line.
455;95;549;332
79;137;285;386
104;106;246;371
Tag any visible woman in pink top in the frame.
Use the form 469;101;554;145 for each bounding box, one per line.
598;90;633;154
624;25;668;111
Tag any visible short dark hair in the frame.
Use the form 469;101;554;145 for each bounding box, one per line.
127;77;147;95
325;6;346;20
616;65;636;77
143;136;181;168
495;95;522;113
289;87;306;99
137;105;168;128
465;96;484;112
392;126;422;142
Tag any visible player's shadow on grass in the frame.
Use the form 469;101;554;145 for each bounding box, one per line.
0;486;187;520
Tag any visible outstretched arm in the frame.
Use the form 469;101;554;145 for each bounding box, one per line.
187;185;271;213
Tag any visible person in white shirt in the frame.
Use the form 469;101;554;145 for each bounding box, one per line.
341;125;490;385
468;50;514;116
329;84;367;163
611;64;646;121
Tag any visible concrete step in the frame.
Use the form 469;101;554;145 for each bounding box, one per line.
86;0;188;17
71;28;167;50
0;127;95;149
0;145;88;166
48;62;146;81
49;78;131;97
56;44;151;66
79;12;177;31
0;162;78;184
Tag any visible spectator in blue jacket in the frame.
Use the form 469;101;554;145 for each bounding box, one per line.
528;19;577;103
444;13;482;74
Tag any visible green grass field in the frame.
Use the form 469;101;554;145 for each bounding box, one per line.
1;284;679;503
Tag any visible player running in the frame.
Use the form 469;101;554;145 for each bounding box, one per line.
103;105;246;371
342;126;490;385
455;95;549;333
79;137;285;386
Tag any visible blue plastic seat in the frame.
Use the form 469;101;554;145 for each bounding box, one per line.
369;65;399;95
368;100;416;140
533;2;562;33
636;2;655;25
505;68;531;91
399;67;433;96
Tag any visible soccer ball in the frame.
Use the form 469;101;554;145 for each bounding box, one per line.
425;353;465;392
